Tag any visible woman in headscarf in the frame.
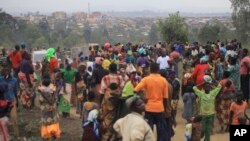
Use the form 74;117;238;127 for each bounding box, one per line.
216;71;235;133
18;52;35;109
227;57;240;92
113;95;156;141
42;48;59;81
38;78;60;140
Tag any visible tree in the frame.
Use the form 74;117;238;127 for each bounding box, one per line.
230;0;250;43
148;24;159;44
198;24;220;43
63;32;83;47
23;24;42;46
32;36;49;48
198;21;236;43
0;10;17;48
158;12;188;44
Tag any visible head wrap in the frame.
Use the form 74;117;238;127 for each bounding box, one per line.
203;75;212;83
83;109;100;138
78;62;87;68
46;48;55;61
200;57;208;63
138;47;146;55
127;50;133;56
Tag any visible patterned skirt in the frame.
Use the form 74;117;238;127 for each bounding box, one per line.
216;99;232;125
18;72;35;109
41;122;61;139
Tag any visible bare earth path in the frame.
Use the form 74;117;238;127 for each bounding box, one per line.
172;100;230;141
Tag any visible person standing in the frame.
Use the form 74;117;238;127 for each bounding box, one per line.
227;57;240;92
75;63;87;115
216;71;235;133
60;64;77;117
192;58;209;88
92;57;109;97
156;49;170;70
134;63;170;141
8;45;22;78
229;92;249;125
18;52;35;109
182;86;196;122
42;48;59;81
193;82;221;141
240;48;250;103
113;96;156;141
100;63;124;141
38;78;61;140
0;68;19;137
0;83;14;141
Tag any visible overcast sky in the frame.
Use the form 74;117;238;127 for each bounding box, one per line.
1;0;232;14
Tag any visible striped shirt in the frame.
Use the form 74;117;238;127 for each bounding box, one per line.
100;74;124;94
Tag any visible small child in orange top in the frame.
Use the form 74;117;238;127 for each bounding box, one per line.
229;92;250;125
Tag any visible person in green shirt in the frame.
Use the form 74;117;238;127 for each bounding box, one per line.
60;64;78;117
122;72;137;98
193;82;221;141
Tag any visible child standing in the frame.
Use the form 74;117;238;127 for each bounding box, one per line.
193;82;221;141
38;78;61;140
190;115;202;141
82;91;99;141
182;86;196;122
0;83;13;141
55;72;64;105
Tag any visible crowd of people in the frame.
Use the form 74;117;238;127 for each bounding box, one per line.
0;39;249;141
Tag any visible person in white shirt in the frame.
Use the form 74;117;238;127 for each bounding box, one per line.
113;96;156;141
191;47;199;57
157;49;170;69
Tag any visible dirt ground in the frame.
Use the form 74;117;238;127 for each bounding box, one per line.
172;101;230;141
10;107;83;141
10;100;239;141
9;63;242;141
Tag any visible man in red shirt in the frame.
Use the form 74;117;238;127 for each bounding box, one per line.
8;45;22;77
